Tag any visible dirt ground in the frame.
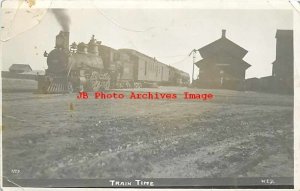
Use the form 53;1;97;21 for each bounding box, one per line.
2;87;293;179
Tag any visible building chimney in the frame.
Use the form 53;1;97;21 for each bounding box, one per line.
222;29;226;38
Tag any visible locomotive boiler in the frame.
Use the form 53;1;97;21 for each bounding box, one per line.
38;31;111;93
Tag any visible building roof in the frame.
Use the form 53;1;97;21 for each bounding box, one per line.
198;30;248;59
245;77;259;81
195;56;251;69
9;64;32;72
260;75;274;80
22;70;45;75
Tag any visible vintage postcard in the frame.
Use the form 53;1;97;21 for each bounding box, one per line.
0;0;299;190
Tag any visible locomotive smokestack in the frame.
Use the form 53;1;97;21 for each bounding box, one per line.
55;31;70;52
51;9;71;32
64;31;70;52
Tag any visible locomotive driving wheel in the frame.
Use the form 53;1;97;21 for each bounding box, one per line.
99;73;110;90
89;71;101;91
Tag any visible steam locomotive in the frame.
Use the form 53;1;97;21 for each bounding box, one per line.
37;31;190;93
38;31;112;93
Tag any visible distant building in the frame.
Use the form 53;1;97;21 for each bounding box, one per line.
22;70;45;75
9;64;32;73
272;30;293;94
194;30;251;90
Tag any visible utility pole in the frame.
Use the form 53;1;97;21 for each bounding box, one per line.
189;49;198;84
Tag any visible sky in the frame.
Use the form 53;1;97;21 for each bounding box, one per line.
1;8;293;80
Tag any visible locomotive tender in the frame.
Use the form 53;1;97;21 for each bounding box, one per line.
37;31;190;93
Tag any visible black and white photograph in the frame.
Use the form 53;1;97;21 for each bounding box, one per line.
0;0;297;189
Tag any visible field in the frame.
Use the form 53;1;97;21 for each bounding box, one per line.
2;78;38;93
2;87;293;180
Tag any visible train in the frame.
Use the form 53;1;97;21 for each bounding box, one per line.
37;31;190;93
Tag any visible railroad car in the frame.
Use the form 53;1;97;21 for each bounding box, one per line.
116;49;170;88
167;66;190;86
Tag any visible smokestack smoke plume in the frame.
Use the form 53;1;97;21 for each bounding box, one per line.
51;9;71;32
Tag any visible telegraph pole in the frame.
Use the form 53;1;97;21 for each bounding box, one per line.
189;49;198;84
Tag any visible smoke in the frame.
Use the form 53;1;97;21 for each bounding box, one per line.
51;9;71;32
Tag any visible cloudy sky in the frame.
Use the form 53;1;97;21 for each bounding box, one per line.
1;8;293;79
